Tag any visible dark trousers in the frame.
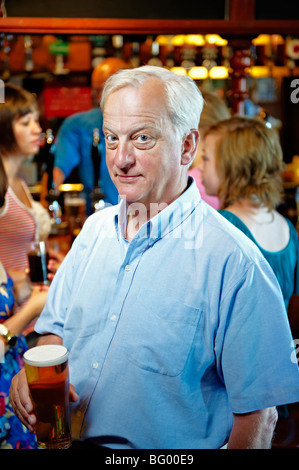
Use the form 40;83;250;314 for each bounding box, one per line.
70;439;103;449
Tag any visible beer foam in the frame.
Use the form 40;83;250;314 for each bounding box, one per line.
64;198;86;206
24;345;68;367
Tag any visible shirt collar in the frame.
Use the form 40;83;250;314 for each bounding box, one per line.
115;177;201;245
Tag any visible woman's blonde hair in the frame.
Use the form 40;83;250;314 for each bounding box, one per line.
198;89;231;132
205;116;285;210
191;89;230;168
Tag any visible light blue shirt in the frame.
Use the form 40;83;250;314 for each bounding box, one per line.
35;179;299;449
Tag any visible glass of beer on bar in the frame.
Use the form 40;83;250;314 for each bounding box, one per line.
26;241;49;284
64;191;86;219
23;345;72;449
63;190;86;240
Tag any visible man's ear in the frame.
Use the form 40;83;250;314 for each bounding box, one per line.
181;129;199;166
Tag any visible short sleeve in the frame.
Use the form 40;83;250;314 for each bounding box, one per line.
219;258;299;413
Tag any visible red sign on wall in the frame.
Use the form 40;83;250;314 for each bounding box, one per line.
43;85;92;118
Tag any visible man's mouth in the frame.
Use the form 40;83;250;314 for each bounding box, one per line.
117;174;140;182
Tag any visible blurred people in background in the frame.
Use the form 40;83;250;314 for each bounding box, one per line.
10;66;299;449
201;116;299;313
0;83;51;307
188;89;230;210
0;156;48;449
47;57;130;214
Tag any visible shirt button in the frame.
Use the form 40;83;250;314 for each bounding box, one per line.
110;314;116;321
125;264;131;272
92;362;99;369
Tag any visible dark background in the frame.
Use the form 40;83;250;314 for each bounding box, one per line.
5;0;227;20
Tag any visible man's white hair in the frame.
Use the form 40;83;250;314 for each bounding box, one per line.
100;65;203;140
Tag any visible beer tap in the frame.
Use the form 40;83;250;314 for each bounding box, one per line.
91;128;105;212
43;129;64;234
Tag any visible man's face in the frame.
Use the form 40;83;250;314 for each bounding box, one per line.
103;78;194;212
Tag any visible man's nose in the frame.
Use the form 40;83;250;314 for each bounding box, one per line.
114;141;135;170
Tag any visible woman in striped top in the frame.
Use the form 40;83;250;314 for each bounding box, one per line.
0;83;51;305
0;151;49;449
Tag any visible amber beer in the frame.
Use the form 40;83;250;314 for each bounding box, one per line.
23;345;72;449
64;193;86;240
64;195;86;218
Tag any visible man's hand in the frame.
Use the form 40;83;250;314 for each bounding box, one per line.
9;368;36;432
9;368;79;432
9;333;79;432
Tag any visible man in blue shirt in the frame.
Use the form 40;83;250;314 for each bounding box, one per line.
10;66;299;449
52;58;128;214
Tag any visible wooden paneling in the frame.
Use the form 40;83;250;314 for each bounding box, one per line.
1;17;299;36
229;0;255;21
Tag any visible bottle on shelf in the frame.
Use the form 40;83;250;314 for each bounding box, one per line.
130;42;141;68
24;35;34;72
112;35;124;59
147;41;163;67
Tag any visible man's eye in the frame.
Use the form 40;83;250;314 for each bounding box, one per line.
105;135;118;147
106;135;117;142
134;134;156;149
137;135;149;142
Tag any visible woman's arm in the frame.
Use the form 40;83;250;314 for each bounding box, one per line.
0;285;48;358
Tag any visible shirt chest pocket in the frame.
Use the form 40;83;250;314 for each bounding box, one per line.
122;289;202;377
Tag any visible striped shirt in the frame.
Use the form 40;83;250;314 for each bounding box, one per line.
0;184;50;272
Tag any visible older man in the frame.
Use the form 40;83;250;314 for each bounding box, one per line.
10;66;299;449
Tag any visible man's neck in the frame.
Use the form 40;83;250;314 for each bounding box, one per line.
125;206;153;241
124;177;191;241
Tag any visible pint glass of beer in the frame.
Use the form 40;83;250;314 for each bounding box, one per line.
23;345;72;449
64;191;86;240
64;192;86;219
26;241;49;284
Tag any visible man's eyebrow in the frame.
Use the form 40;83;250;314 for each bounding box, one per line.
103;123;159;134
131;124;159;133
102;124;114;133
